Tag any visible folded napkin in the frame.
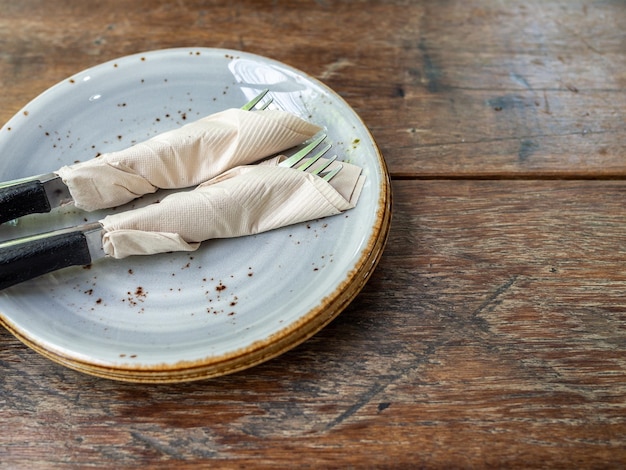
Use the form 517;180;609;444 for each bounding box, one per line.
100;157;365;258
55;109;321;211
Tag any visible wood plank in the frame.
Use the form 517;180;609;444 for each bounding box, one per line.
2;180;625;467
354;0;626;178
0;0;624;178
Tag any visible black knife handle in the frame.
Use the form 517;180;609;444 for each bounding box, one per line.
0;231;92;290
0;180;51;224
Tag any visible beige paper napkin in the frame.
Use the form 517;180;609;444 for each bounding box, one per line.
55;109;321;211
100;157;365;258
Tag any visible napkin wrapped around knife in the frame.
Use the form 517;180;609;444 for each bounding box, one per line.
100;157;365;258
55;109;321;211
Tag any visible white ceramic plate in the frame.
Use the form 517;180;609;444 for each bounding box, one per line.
0;48;390;382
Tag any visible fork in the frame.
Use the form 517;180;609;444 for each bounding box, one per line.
277;133;342;182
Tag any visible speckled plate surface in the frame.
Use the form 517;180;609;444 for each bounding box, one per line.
0;48;391;382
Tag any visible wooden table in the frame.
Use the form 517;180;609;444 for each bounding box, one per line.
1;1;625;467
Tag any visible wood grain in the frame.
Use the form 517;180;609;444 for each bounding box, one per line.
1;0;624;178
1;0;626;467
3;181;626;468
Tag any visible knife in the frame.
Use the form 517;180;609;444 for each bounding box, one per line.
0;222;104;290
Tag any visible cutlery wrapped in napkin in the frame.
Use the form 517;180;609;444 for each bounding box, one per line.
55;109;321;211
100;157;365;258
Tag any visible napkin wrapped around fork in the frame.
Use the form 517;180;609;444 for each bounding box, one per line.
99;157;365;258
55;109;321;211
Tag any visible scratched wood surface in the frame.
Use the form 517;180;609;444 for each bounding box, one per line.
1;0;626;468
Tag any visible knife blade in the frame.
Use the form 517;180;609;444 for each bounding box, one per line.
0;222;104;290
